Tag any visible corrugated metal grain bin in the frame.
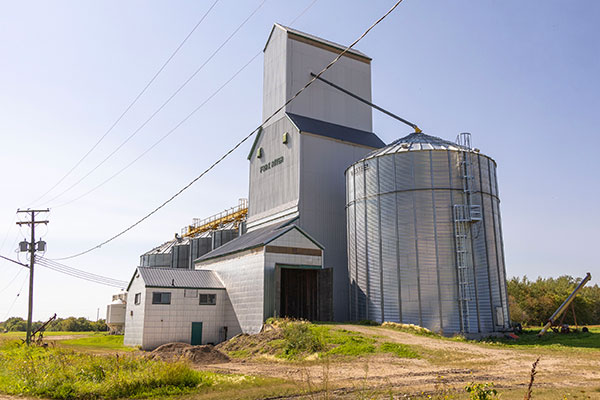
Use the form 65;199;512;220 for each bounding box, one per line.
345;132;510;335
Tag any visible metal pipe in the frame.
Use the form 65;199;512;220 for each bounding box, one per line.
309;72;422;133
538;272;592;336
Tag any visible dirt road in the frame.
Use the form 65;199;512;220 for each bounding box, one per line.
206;325;600;398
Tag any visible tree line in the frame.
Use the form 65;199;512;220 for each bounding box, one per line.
508;275;600;326
0;316;107;333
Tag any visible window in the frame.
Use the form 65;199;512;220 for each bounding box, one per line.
152;292;171;305
184;289;198;298
134;293;141;305
199;293;216;305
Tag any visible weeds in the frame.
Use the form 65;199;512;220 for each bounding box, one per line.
281;321;325;359
464;382;499;400
524;357;540;400
0;341;208;398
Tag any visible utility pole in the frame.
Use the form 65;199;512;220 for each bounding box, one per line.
16;209;49;345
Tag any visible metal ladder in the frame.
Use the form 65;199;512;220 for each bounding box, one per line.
453;133;481;333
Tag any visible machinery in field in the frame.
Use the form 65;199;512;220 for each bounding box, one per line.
538;273;592;336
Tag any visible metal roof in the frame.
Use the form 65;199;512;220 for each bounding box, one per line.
287;113;385;149
356;132;471;162
195;220;322;263
135;267;225;289
264;23;371;61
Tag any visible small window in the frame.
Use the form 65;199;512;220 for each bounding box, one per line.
257;147;263;159
152;292;171;305
282;132;289;144
184;289;198;298
199;293;216;305
134;293;141;305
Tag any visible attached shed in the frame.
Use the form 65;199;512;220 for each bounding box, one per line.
195;222;332;334
124;267;240;350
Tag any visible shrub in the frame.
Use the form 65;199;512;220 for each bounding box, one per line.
280;321;325;359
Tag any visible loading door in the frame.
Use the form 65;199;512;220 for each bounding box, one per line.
191;322;203;345
280;267;319;320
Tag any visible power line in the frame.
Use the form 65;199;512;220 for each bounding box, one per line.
0;215;16;254
290;0;319;25
0;254;28;268
50;0;320;209
37;257;127;288
28;0;221;207
3;273;28;320
52;53;261;208
52;0;406;261
42;0;267;206
0;269;24;295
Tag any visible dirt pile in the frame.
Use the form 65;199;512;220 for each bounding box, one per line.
216;324;284;357
149;342;230;364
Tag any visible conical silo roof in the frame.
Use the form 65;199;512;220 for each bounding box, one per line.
359;132;470;162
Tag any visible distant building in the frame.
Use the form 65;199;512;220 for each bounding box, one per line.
106;292;127;334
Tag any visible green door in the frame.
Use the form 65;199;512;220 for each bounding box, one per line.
191;322;203;345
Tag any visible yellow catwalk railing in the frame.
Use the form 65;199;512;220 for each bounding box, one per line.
182;199;248;238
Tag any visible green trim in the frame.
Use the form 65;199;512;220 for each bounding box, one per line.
247;127;263;160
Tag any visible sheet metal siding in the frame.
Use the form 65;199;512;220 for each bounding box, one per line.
298;133;375;321
140;254;171;268
197;251;265;334
346;148;509;334
171;244;190;269
248;117;300;224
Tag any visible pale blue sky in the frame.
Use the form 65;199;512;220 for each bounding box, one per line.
0;1;598;321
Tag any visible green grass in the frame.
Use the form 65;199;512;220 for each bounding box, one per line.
267;321;420;360
60;334;135;352
379;342;420;358
1;331;93;337
311;326;377;357
0;340;280;399
0;340;205;398
482;326;600;350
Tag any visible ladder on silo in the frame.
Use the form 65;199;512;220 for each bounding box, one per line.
453;133;481;333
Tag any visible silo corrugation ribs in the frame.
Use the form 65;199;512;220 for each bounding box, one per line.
345;132;510;335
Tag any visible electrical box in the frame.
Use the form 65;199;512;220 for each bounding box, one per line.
19;241;28;252
37;241;46;251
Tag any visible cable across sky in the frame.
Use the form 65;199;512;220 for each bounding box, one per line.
41;0;267;207
28;1;221;207
51;0;406;261
49;0;320;209
37;257;128;288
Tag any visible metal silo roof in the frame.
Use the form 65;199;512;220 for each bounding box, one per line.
358;132;470;162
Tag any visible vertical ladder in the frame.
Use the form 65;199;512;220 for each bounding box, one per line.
453;133;480;333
